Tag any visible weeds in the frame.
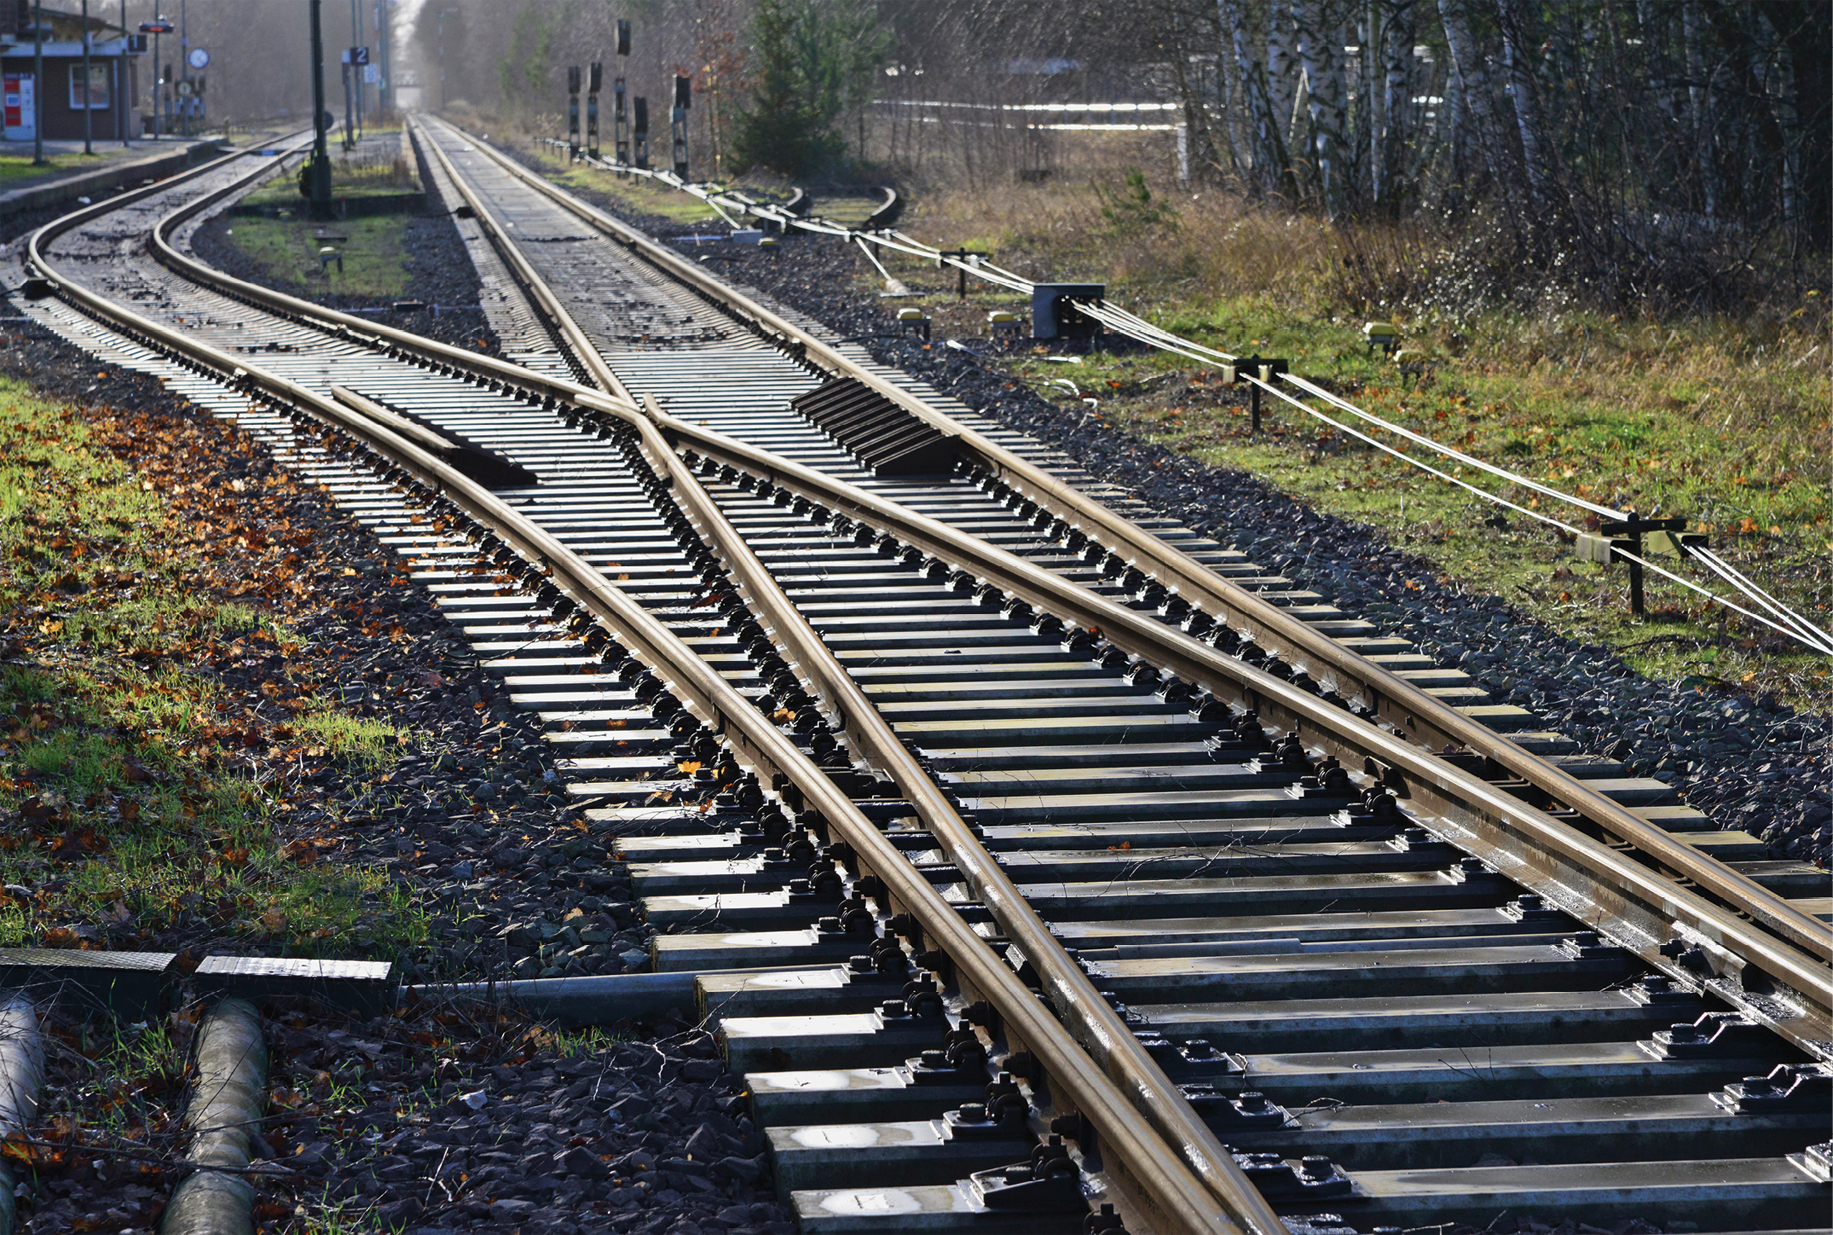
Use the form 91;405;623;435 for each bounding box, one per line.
854;178;1829;707
1096;169;1178;236
0;380;425;954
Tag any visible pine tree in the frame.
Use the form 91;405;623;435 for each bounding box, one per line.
731;0;886;177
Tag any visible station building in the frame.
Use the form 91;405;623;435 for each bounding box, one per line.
0;2;140;142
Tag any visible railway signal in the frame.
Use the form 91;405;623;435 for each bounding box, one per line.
585;62;602;159
613;19;631;170
632;95;648;170
671;74;689;180
139;2;176;144
566;64;581;159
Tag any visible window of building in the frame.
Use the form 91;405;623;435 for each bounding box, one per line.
70;64;109;109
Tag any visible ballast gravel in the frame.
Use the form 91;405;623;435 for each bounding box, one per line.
0;317;792;1232
525;191;1827;870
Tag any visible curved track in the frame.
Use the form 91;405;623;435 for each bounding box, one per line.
8;121;1829;1235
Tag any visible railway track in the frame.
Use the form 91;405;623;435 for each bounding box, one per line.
3;119;1827;1235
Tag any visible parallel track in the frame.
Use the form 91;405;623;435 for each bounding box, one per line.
9;121;1830;1235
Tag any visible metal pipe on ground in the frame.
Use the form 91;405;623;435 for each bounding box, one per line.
163;997;266;1235
402;966;835;1028
0;997;45;1235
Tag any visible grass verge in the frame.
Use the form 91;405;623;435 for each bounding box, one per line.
861;176;1832;709
0;377;424;958
213;213;413;299
518;142;727;225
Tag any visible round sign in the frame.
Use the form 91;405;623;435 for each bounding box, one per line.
187;47;209;69
175;79;194;97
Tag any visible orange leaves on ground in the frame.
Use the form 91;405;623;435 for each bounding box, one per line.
279;836;338;866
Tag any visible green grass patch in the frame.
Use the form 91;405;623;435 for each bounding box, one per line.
0;148;146;188
522;144;724;225
0;381;424;956
239;146;419;209
862;178;1831;709
294;705;407;770
216;213;413;299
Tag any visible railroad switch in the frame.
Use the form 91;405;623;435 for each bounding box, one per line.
1224;355;1289;432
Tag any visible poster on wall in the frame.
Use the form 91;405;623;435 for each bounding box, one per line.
4;73;34;140
71;64;109;109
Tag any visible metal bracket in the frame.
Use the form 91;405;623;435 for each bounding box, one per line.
1638;1011;1767;1060
1714;1062;1833;1114
1223;356;1289;432
935;248;985;299
1578;512;1690;615
1230;1152;1355;1200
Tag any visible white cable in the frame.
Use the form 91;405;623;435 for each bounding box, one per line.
1612;545;1832;657
1241;373;1832;657
854;235;897;283
1699;548;1833;650
1280;371;1624;520
1689;547;1833;655
546;141;1825;656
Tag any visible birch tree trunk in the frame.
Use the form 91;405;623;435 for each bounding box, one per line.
1682;0;1719;217
1381;0;1415;209
1436;0;1516;199
1495;0;1557;204
1294;0;1350;217
1266;0;1301;162
1221;0;1289;196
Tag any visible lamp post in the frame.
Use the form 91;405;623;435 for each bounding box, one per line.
81;0;92;154
308;0;332;215
350;0;363;136
31;0;44;165
375;0;391;117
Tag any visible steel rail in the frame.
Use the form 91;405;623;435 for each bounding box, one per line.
100;120;1831;1057
632;412;1833;1060
413;117;1287;1234
415;121;635;404
444;118;1831;968
27;140;1254;1235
